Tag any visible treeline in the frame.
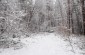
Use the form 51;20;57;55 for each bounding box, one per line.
0;0;85;39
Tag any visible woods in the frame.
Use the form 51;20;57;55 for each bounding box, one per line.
0;0;85;44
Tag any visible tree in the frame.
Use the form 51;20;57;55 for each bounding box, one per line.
68;0;84;34
81;0;85;35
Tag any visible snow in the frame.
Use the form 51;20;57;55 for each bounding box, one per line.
0;33;84;55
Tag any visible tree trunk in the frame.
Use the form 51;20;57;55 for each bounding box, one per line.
81;0;85;35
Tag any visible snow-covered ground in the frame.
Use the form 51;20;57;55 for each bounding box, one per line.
0;33;85;55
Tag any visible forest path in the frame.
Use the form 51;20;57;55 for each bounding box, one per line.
0;33;84;55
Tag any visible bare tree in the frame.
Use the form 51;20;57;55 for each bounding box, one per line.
81;0;85;35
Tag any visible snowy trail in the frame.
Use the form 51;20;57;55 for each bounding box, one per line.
0;33;81;55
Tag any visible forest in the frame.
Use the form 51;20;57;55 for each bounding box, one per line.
0;0;85;55
0;0;85;37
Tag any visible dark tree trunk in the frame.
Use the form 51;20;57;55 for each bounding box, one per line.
82;0;85;35
67;0;74;33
